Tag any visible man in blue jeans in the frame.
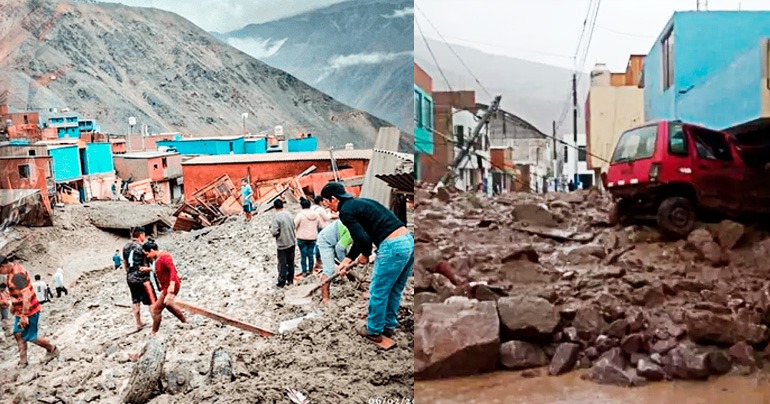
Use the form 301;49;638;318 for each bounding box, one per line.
321;182;413;343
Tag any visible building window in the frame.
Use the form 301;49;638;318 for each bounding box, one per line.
455;125;464;147
414;91;422;127
578;146;587;162
229;142;233;152
662;29;674;90
23;115;28;125
18;164;30;179
564;146;568;162
162;157;168;168
422;97;432;130
154;164;158;169
28;150;36;156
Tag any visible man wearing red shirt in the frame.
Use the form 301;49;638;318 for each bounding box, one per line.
142;242;187;335
0;254;59;367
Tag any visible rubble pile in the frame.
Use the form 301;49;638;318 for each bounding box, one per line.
415;185;770;386
0;203;413;403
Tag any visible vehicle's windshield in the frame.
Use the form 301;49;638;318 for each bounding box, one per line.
611;125;658;163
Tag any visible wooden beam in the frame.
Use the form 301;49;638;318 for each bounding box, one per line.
175;300;275;338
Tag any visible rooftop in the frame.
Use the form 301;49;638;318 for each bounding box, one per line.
160;136;243;142
183;149;373;165
115;151;179;159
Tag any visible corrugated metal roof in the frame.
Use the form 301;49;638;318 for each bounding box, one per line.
116;151;179;159
182;149;373;165
375;173;414;194
161;136;243;141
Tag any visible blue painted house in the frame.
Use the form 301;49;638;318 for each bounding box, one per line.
81;143;114;175
48;115;80;138
48;145;82;182
415;63;434;181
287;137;318;152
78;119;100;133
157;136;245;155
244;138;267;154
644;11;770;133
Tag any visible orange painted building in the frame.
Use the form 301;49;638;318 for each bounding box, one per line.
181;149;372;202
0;155;53;211
1;104;43;141
114;151;184;203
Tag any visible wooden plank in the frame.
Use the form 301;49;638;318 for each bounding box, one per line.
175;300;275;337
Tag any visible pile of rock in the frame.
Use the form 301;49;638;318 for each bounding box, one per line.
415;186;770;386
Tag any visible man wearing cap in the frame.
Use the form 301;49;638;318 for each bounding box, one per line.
0;254;59;367
321;182;414;343
122;228;155;330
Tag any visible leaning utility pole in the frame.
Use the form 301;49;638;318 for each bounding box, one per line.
438;95;502;189
572;73;578;186
552;120;558;192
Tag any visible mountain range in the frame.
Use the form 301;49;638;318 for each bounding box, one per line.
0;0;404;150
213;0;414;134
414;37;590;135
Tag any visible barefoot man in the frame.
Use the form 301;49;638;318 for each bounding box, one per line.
0;254;59;368
142;241;187;335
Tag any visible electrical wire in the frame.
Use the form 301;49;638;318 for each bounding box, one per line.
415;4;493;99
415;17;453;92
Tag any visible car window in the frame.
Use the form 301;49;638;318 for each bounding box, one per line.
692;128;732;161
669;123;688;155
611;125;658;163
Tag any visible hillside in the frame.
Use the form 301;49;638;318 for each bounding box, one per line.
0;0;399;150
214;0;413;133
415;37;590;134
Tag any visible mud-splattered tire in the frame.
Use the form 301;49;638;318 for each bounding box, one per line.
657;197;695;239
609;200;631;227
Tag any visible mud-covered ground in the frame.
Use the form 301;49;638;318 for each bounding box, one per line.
0;202;413;403
415;185;770;386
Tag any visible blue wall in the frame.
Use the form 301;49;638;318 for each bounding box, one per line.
57;127;80;138
287;137;318;152
414;85;434;155
78;120;100;132
645;11;770;129
157;137;245;155
83;143;114;175
49;146;82;182
245;138;267;154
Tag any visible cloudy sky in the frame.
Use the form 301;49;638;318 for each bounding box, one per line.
416;0;770;72
99;0;346;33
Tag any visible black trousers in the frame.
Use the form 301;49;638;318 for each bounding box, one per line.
277;246;296;286
56;287;68;298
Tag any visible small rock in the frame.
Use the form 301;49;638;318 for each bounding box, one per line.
650;338;678;355
711;220;745;250
572;306;608;341
728;341;756;367
562;327;579;342
666;345;709;380
584;346;600;360
548;343;581;375
588;356;634;386
632;286;666;308
595;335;618;353
620;333;646;354
629;353;646;367
84;390;100;403
705;351;732;375
637;358;665;381
521;369;540;378
499;341;548;370
606;319;628;339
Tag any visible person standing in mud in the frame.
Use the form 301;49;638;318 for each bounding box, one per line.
0;255;60;367
52;267;67;298
311;196;336;272
321;182;414;343
294;198;320;278
122;228;155;330
316;219;353;304
142;241;187;335
269;199;296;288
241;178;254;221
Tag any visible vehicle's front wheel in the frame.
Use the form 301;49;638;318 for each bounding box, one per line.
657;196;696;238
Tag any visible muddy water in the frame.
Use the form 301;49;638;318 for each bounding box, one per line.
415;370;770;404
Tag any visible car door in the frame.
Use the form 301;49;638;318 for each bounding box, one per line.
687;126;743;211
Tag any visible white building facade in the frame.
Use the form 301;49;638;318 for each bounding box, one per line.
560;132;595;190
452;108;492;194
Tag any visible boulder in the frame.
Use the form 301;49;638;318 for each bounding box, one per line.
705;350;732;375
572;306;608;341
631;286;666;308
637;358;665;381
710;220;745;250
666;345;709;380
415;299;500;379
595;335;618;353
499;341;548;370
567;245;607;264
512;204;558;227
728;341;756;367
548;343;581;375
683;310;768;346
650;338;678;355
620;333;646;355
606;319;629;339
588;356;635;387
701;242;729;267
497;295;559;340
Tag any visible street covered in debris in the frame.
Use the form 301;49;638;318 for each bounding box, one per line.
414;185;770;400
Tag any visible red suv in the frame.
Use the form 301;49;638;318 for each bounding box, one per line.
604;120;766;238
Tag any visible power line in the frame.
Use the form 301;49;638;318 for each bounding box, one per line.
415;17;453;92
415;5;493;99
594;24;656;39
576;0;602;89
416;32;575;60
573;0;596;64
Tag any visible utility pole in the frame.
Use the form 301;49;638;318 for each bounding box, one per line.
572;73;578;187
552;120;558;192
439;95;502;189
